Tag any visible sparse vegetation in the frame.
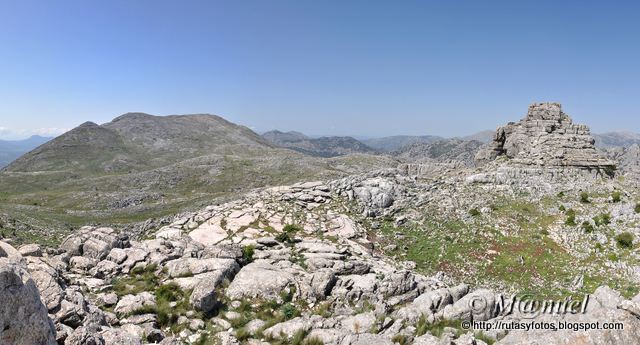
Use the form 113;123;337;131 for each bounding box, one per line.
303;337;324;345
280;303;299;320
593;213;611;227
580;192;590;203
242;245;255;263
469;208;481;217
415;313;428;336
475;332;496;345
612;191;622;203
155;283;192;330
582;221;594;234
391;334;409;345
276;224;302;243
565;209;577;226
616;232;634;249
111;264;159;296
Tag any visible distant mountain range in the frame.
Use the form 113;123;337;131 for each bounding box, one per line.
594;132;640;148
0;113;396;242
361;135;444;152
0;135;52;168
2;110;640;243
393;139;484;167
261;130;377;157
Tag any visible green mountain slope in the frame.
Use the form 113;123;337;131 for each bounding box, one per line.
0;113;397;245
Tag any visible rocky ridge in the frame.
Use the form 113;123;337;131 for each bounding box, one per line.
2;167;640;344
261;131;377;158
3;103;640;344
476;103;615;176
393;139;483;168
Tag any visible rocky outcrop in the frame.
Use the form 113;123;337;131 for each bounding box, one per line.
4;160;640;344
394;138;483;167
476;103;615;175
602;144;640;186
0;242;57;345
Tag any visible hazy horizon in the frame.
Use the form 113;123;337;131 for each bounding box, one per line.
1;1;640;139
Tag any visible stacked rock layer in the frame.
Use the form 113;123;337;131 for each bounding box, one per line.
476;103;615;175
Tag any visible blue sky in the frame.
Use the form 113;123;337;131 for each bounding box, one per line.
1;0;639;139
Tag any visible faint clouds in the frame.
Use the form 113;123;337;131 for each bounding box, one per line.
0;127;69;140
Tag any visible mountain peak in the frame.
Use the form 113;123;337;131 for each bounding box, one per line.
77;121;100;129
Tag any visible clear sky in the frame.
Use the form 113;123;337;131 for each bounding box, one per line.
1;0;639;140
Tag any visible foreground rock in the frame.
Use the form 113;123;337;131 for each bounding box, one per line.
0;243;56;345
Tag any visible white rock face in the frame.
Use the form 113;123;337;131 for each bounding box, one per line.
0;245;56;345
476;103;615;173
189;217;228;245
225;262;295;301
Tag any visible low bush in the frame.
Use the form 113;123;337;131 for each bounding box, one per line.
565;209;577;226
580;192;590;203
582;221;594;234
242;245;255;263
593;213;611;227
276;224;302;243
612;191;622;203
616;232;634;249
280;303;299;320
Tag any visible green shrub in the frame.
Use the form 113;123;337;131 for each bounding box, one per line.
275;232;292;243
303;337;325;345
580;192;590;203
111;264;159;296
229;314;250;329
235;327;251;341
594;213;611;227
616;232;634;249
475;332;496;345
558;205;566;212
130;304;157;316
290;329;307;345
469;208;481;217
391;335;409;345
283;224;302;233
156;303;179;328
415;313;428;336
565;209;576;226
612;191;622;203
280;303;299;320
582;221;594;234
152;283;190;329
635;203;640;214
276;224;302;243
242;245;255;263
155;283;183;303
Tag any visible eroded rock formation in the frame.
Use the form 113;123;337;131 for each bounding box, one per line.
476;103;615;175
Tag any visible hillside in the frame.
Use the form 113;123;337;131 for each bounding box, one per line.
0;114;397;245
393;138;484;167
0;135;51;168
4;103;640;345
6;114;273;174
362;135;443;152
261;130;377;157
594;131;640;148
